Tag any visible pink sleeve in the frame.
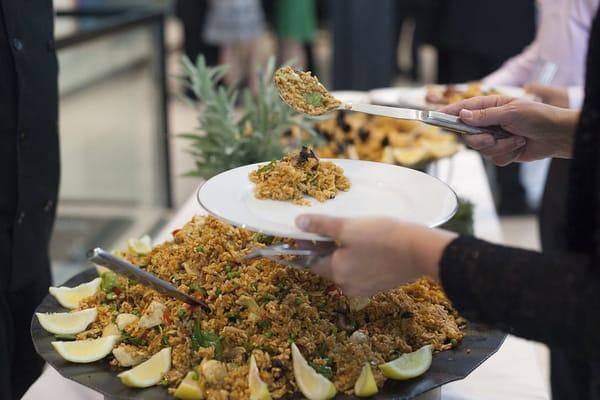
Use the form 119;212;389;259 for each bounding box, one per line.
483;40;540;87
568;86;584;109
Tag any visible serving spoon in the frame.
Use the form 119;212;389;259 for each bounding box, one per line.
274;68;511;140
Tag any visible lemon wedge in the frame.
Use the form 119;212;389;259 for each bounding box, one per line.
52;335;119;363
354;363;378;397
174;370;203;400
49;278;102;309
249;354;271;400
379;345;433;380
127;235;152;256
36;308;97;335
118;347;171;388
291;343;336;400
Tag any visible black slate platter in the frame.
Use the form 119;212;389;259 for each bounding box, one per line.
32;269;506;400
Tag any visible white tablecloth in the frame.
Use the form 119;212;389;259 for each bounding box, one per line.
24;150;550;400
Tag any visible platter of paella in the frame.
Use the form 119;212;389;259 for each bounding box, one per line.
32;215;505;400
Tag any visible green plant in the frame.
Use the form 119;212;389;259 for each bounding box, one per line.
177;56;320;178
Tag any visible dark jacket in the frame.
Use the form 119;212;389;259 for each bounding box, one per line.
438;0;536;62
0;0;59;291
440;11;600;399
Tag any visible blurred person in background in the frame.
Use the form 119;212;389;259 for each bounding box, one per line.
481;1;599;396
394;0;440;81
329;0;398;90
485;0;598;111
175;0;219;67
436;0;536;215
0;1;59;399
274;0;316;71
203;0;265;91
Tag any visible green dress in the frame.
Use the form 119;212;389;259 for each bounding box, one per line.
275;0;316;43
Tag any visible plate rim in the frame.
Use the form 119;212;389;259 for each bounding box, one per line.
197;159;459;242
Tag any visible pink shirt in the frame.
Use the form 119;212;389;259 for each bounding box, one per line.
483;0;599;108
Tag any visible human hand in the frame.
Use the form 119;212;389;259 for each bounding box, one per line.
440;96;578;166
525;83;569;108
295;215;457;297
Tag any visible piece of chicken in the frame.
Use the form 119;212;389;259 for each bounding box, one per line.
138;300;165;329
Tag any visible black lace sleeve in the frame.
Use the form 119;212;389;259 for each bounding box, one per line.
439;236;600;358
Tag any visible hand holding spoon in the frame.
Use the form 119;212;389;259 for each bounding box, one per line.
274;66;511;140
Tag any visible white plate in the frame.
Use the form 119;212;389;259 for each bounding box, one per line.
197;159;458;241
330;90;371;104
369;85;530;110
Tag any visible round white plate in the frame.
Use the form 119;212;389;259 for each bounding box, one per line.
197;159;458;241
369;85;530;110
330;90;371;104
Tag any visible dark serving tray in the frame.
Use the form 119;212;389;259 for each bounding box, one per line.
32;269;506;400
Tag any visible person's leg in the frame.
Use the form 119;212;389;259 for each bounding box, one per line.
219;43;238;87
246;39;263;93
279;38;307;69
8;268;50;400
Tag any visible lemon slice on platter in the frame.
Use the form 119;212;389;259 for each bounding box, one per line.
52;335;119;363
49;278;101;309
291;343;336;400
379;344;433;380
118;347;171;388
127;235;152;256
354;363;378;397
249;354;271;400
174;370;203;400
36;308;97;335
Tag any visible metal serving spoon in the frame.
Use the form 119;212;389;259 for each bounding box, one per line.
87;247;211;312
274;68;511;140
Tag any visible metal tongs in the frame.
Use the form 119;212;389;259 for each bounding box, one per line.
241;243;335;269
87;247;211;312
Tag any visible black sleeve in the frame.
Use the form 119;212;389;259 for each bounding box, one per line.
439;236;600;358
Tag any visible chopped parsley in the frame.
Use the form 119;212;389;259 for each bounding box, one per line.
257;319;272;330
311;364;333;380
261;293;276;303
191;324;223;360
303;92;324;108
254;233;274;245
227;312;241;323
226;271;241;280
257;160;276;175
